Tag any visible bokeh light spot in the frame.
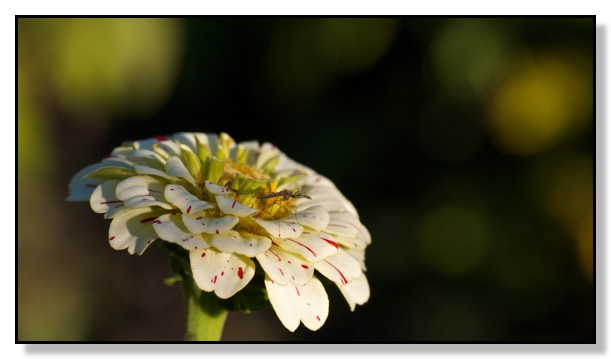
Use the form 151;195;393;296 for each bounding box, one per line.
487;50;592;155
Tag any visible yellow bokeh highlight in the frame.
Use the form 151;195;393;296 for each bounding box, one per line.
19;18;185;120
488;50;592;155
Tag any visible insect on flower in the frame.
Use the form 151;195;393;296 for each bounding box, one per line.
257;189;312;201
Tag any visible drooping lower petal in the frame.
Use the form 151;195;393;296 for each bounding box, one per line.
265;275;329;332
189;248;255;299
337;273;370;311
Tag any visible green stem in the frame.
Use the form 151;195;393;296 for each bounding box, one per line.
182;274;228;341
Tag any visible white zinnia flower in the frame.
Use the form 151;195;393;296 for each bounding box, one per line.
67;132;370;332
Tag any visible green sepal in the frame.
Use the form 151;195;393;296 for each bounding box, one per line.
216;133;236;161
219;284;271;313
204;157;226;184
197;143;211;162
260;154;280;174
180;145;203;181
84;166;137;181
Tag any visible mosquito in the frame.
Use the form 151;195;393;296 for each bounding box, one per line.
257;189;312;201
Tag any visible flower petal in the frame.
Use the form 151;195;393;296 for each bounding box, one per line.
254;218;304;239
204;181;233;195
66;163;105;201
265;275;329;332
344;245;367;269
134;165;175;181
116;175;165;200
274;232;338;263
215;195;258;217
356;224;372;245
294;205;330;231
123;196;173;211
295;185;347;213
152;213;210;251
190;249;255;299
182;214;239;235
256;245;314;285
89;180;126;218
314;249;363;286
165;156;197;187
209;230;271;257
108;208;165;255
164;184;213;214
323;211;361;238
337;273;370;311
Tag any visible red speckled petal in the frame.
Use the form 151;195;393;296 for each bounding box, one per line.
314;249;362;286
152;213;210;251
274;232;338;263
164;184;213;214
209;230;271;257
190;249;255;299
265;275;329;332
255;246;314;286
337;273;370;311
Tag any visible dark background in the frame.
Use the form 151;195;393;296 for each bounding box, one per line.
18;17;594;341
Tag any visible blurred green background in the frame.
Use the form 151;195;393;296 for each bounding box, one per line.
17;17;594;341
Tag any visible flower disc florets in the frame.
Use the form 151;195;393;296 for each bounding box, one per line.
67;132;370;331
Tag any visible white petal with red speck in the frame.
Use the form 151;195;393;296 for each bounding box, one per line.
254;218;303;239
209;230;271;257
255;246;314;286
108;208;165;255
205;181;233;195
164;184;213;214
265;275;329;332
90;180;122;214
293;205;330;231
274;232;338;263
215;195;258;217
152;213;210;251
190;248;255;299
123;195;173;210
337;273;370;311
314;249;363;286
182;214;239;235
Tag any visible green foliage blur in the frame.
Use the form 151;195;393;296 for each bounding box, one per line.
17;17;594;341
